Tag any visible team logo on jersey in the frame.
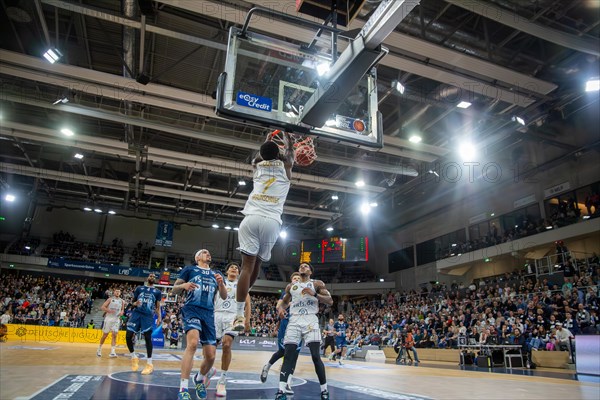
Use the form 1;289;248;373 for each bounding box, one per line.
292;285;298;291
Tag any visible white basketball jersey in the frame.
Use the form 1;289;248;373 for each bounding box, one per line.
241;160;290;224
107;297;123;314
289;279;319;316
214;279;237;313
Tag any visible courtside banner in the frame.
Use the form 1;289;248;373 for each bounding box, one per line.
47;258;180;280
232;336;277;351
4;324;127;345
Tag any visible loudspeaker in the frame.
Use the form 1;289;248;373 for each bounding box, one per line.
477;355;491;368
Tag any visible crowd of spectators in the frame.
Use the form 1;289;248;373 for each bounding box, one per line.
3;238;41;256
0;271;100;327
41;231;125;265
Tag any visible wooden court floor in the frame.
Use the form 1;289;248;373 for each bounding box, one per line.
1;342;599;400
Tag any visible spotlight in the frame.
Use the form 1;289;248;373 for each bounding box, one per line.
238;180;246;186
428;170;439;177
60;128;74;137
360;202;371;215
83;207;92;212
355;180;365;187
43;48;62;64
408;135;422;143
5;194;15;202
94;208;102;213
52;96;69;105
458;142;476;161
457;101;472;109
316;62;330;76
512;116;526;125
225;226;232;230
279;230;288;239
74;153;84;159
379;278;384;282
212;224;219;228
393;80;405;94
108;210;116;215
369;202;378;207
326;226;334;232
25;246;31;250
331;194;339;200
585;78;600;92
233;227;240;231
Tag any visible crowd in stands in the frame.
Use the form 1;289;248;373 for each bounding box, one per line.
130;241;153;268
262;264;282;281
41;231;125;265
0;271;100;327
3;238;41;256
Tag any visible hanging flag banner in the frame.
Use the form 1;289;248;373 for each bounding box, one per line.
155;221;174;247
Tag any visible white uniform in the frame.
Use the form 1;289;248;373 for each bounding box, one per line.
102;297;123;333
284;279;321;345
214;279;238;339
238;160;290;261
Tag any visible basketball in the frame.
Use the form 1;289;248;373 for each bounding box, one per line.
294;144;316;166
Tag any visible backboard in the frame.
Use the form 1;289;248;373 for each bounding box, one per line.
216;26;383;149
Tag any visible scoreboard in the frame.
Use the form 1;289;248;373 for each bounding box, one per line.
300;236;368;264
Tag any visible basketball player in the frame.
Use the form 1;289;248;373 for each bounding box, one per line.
331;314;349;365
126;274;162;375
97;288;124;358
213;263;251;397
233;132;294;331
173;249;227;400
260;272;302;395
275;263;333;400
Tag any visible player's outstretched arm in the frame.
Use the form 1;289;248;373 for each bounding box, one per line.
314;280;333;305
277;284;292;317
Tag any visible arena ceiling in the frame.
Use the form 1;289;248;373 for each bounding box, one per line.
0;0;599;235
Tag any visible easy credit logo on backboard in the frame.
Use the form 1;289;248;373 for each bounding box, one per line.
237;91;272;111
335;115;366;133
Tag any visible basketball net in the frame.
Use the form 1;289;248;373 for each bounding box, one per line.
269;130;317;166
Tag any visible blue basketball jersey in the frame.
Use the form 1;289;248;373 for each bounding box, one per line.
132;286;162;315
179;265;220;311
334;321;349;339
279;290;291;322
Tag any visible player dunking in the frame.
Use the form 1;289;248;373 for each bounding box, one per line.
260;272;302;395
275;263;333;400
233;133;294;331
213;263;251;397
97;288;124;358
126;274;162;375
173;249;227;400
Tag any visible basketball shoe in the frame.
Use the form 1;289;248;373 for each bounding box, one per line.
177;390;192;400
131;356;139;372
215;376;227;397
141;364;154;375
231;316;245;332
194;367;216;399
260;364;269;383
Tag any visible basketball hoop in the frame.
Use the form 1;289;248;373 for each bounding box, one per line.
269;130;317;167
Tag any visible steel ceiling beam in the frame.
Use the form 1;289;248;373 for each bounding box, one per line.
163;0;553;103
0;121;385;195
444;0;600;57
0;161;338;220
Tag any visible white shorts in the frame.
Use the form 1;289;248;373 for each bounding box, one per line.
283;314;321;345
214;312;238;340
102;317;121;333
237;214;281;261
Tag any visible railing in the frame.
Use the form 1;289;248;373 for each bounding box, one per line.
534;250;596;278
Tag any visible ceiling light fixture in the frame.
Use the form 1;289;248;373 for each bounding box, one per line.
74;153;84;159
43;48;62;64
5;194;16;202
408;135;422;143
585;78;600;92
108;210;116;215
83;207;92;212
94;208;102;213
355;180;365;187
60;128;74;137
457;101;472;109
212;224;219;228
326;226;334;231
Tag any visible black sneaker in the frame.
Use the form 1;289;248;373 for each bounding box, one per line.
275;390;287;400
260;364;269;383
321;389;330;400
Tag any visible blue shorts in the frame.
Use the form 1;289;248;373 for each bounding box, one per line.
278;319;302;352
182;305;216;346
335;337;347;348
126;311;154;333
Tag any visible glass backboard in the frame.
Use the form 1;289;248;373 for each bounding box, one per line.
216;26;383;149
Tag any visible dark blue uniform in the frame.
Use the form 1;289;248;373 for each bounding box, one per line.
334;321;349;348
127;285;162;334
178;265;221;345
277;291;302;352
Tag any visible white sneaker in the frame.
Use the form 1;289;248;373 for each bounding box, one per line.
260;364;269;383
338;359;343;365
109;352;117;358
284;384;294;395
96;349;102;357
216;377;227;397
